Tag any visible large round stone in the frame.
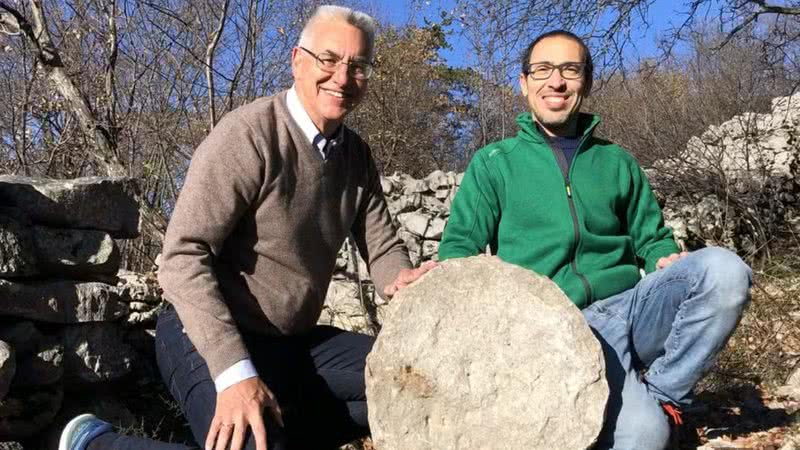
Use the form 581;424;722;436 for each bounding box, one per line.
366;256;608;450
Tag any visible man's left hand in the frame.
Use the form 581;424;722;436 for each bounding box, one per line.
384;260;438;298
656;251;689;269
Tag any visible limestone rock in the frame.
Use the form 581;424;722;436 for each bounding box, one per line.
0;176;140;238
366;256;608;450
777;367;800;399
0;279;128;323
0;385;63;439
33;226;121;276
0;343;13;400
63;323;134;384
319;280;377;335
0;213;37;277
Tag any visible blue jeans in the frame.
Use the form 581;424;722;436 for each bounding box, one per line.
583;247;752;450
89;304;373;450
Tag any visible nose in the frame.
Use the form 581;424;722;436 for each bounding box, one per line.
547;69;567;88
331;62;352;84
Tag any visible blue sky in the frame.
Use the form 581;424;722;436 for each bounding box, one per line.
375;0;704;68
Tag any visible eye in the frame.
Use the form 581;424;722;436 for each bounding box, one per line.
562;64;583;77
350;63;366;74
318;56;339;68
530;64;553;76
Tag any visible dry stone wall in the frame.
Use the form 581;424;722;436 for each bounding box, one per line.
0;176;157;444
654;93;800;253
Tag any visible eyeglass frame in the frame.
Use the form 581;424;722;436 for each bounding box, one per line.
523;61;587;81
298;46;374;80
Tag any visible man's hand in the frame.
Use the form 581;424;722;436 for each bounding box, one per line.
383;260;438;298
205;376;283;450
656;251;689;270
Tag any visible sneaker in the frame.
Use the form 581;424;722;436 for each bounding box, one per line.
58;414;113;450
661;402;684;426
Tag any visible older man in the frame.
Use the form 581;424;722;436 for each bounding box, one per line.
60;6;431;450
439;30;752;449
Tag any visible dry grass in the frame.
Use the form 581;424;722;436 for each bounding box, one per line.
700;254;800;393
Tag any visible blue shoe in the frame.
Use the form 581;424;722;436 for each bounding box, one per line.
58;414;113;450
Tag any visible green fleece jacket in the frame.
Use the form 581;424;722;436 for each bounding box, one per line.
439;112;679;308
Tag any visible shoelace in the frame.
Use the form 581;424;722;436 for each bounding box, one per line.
662;403;684;425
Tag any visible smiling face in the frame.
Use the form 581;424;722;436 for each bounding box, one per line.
291;19;369;137
519;35;587;137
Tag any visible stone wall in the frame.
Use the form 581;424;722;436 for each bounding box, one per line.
0;176;160;445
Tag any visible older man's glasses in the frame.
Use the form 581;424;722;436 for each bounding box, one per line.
524;62;586;80
299;46;374;80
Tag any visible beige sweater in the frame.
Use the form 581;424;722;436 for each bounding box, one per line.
158;91;411;378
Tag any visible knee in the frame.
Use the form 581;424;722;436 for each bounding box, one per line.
611;410;671;450
693;247;752;309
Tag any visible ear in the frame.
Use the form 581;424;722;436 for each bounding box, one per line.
519;73;528;97
291;47;301;79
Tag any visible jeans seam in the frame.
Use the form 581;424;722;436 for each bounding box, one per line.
643;275;698;378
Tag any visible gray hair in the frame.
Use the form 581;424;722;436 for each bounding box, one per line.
297;5;377;60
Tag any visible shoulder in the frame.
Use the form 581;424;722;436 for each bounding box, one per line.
474;136;526;165
586;137;641;168
223;92;286;131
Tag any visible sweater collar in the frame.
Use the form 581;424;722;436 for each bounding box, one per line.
286;86;344;159
515;111;601;145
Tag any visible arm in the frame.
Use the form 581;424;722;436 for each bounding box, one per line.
158;113;280;450
349;151;413;300
159;112;262;378
439;151;502;260
624;160;681;273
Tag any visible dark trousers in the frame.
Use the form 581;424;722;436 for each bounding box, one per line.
89;304;373;450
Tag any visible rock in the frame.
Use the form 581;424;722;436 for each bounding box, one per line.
32;226;121;276
0;322;40;356
0;385;63;439
116;270;163;305
319;280;375;334
12;337;63;387
366;256;608;450
0;176;140;238
63;323;134;384
0;211;37;277
397;212;430;237
0;343;13;400
0;279;128;323
777;367;800;399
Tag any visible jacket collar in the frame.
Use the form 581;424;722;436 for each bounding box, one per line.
515;112;601;145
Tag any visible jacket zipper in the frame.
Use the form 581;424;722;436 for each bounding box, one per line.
548;139;593;304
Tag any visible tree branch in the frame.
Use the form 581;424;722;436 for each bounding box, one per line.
205;0;229;129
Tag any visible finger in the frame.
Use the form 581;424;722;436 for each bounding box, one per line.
205;420;221;450
230;420;246;450
251;415;268;450
215;423;233;450
421;260;438;270
267;397;284;428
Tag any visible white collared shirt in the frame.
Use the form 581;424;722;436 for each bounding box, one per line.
286;85;343;159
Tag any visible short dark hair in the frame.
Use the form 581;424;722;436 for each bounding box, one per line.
521;30;593;95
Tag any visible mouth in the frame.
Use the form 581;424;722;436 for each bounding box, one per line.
542;94;570;109
321;87;349;99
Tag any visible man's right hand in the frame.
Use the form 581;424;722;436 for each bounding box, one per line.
205;377;284;450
